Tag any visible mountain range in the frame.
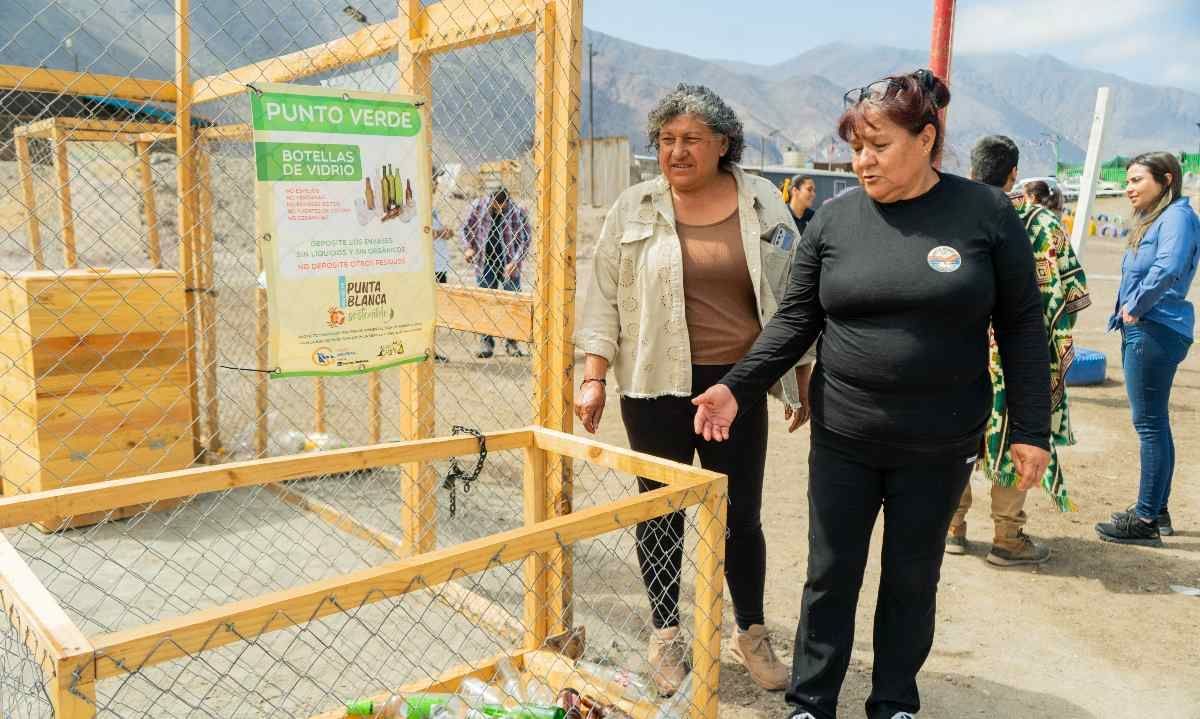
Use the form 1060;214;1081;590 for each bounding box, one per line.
3;1;1199;176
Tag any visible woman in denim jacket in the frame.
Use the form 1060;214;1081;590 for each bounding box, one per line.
575;84;812;695
1096;152;1199;546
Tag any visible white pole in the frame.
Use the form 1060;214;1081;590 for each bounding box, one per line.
1070;86;1112;259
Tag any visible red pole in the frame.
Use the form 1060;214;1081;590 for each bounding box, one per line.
929;0;956;168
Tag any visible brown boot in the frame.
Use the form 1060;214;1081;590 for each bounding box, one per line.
647;626;689;696
730;624;789;691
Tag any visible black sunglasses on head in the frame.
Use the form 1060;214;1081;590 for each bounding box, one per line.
842;69;942;108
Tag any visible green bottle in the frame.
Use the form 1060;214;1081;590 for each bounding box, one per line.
500;706;567;719
403;693;455;719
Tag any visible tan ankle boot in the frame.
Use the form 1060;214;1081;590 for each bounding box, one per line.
730;624;789;691
647;626;689;696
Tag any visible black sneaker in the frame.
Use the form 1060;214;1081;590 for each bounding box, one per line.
476;349;494;359
1096;512;1163;547
1110;505;1173;536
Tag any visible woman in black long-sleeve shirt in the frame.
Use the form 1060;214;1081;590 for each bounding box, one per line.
693;70;1051;719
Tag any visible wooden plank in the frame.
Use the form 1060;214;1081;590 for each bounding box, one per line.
435;285;534;341
255;244;269;456
0;64;177;103
368;373;382;444
81;478;710;681
522;445;548;649
531;2;571;636
13;135;44;270
398;0;438;556
51;125;76;269
136;141;162;267
190;0;541;104
197;123;252;142
691;486;727;719
266;483;526;645
305;651;529;719
0;429;533;529
193;20;404;103
49;661;97;719
313;378;326;434
415;0;540;55
19;118;177;141
176;0;203;462
0;535;92;674
533;427;723;487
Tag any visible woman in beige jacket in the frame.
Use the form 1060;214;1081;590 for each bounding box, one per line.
575;83;812;696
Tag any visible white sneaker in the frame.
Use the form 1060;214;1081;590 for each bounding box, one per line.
891;713;915;719
789;714;817;719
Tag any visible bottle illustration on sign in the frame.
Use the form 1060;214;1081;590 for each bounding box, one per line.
364;175;375;211
379;164;418;223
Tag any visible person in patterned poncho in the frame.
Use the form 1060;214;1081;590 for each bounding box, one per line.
948;139;1090;567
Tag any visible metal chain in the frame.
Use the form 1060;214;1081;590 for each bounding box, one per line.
443;425;487;517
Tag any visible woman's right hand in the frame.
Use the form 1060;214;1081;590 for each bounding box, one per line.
575;380;607;434
692;384;739;442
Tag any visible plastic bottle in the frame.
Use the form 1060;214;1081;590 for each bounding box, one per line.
525;677;556;706
493;657;526;704
651;674;693;719
403;694;455;719
574;660;657;703
346;695;406;718
459;676;506;709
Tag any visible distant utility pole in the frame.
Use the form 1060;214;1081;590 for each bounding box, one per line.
63;34;78;73
588;43;599;207
1042;132;1061;175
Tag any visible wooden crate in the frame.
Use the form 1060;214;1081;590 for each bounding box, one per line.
0;428;728;719
0;269;194;527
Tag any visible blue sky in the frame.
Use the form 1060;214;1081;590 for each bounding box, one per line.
584;0;1200;94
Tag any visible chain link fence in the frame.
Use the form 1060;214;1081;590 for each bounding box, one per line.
0;2;730;718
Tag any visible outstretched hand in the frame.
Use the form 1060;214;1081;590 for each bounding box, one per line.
692;384;739;442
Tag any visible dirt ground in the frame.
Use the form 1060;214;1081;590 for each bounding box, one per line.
574;205;1200;719
1;153;1197;717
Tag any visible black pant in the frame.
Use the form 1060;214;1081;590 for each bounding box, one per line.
788;433;972;719
619;364;768;631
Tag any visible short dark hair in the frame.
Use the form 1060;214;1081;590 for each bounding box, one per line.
790;174;814;188
491;187;509;206
1023;180;1052;206
970;135;1020;188
837;70;951;164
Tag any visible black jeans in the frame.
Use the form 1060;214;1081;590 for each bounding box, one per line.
788;431;973;719
619;364;769;631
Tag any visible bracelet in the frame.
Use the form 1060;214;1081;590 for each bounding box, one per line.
581;377;606;388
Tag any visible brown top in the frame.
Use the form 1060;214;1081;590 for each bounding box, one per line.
678;209;761;365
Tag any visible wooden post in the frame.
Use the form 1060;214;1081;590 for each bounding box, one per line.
255;244;269;457
195;144;222;457
176;0;204;461
398;0;437;555
50;660;96;719
51;125;76;268
535;0;583;637
369;373;382;444
14;134;44;269
313;378;326;435
691;485;727;719
136;140;162;267
522;445;548;649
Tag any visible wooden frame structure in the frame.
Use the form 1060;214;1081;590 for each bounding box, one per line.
0;1;586;712
0;428;728;719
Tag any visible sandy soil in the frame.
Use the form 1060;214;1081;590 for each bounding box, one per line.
1;150;1197;718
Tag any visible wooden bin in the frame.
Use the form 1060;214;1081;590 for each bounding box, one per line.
0;269;194;528
0;428;728;719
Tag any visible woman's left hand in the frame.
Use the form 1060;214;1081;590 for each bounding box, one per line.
783;364;813;432
1011;443;1051;491
1121;307;1138;324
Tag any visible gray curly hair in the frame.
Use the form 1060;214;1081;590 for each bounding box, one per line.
647;83;744;168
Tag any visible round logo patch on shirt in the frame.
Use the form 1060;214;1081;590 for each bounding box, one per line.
927;246;962;273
